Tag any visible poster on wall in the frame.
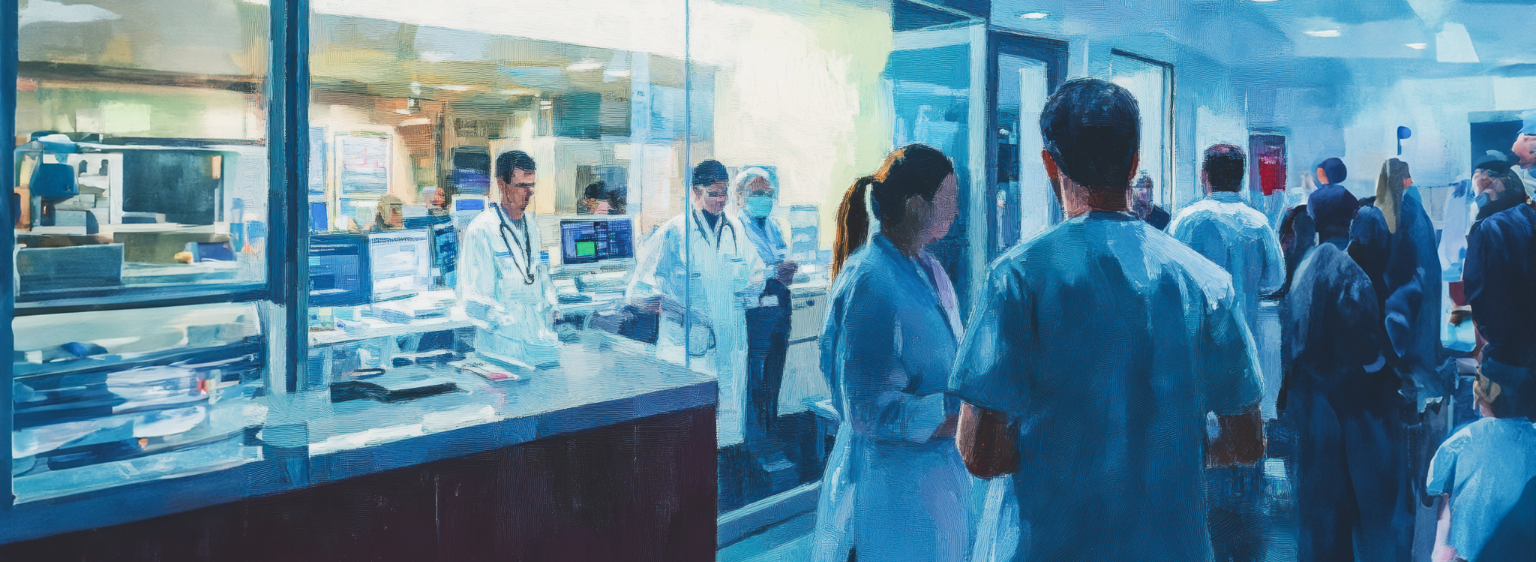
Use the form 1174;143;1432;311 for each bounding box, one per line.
337;133;389;197
1249;134;1287;196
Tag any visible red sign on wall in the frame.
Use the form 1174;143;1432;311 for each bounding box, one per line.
1249;134;1287;196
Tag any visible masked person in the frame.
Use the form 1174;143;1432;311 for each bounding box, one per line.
731;168;797;461
1283;183;1400;562
459;150;561;368
813;144;971;562
627;160;768;447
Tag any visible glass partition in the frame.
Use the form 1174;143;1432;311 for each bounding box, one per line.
300;0;695;456
13;0;270;309
10;0;272;502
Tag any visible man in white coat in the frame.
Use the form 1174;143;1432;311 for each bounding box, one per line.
459;150;561;368
627;160;767;447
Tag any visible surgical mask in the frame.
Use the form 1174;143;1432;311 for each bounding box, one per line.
745;195;774;218
1475;192;1490;208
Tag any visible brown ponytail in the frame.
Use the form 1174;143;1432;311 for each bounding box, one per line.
831;176;875;281
829;144;955;282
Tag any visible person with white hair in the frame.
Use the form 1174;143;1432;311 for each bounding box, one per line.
731;167;798;461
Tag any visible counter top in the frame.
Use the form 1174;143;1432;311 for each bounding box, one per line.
0;333;715;544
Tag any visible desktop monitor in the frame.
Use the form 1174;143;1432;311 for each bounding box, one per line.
560;218;634;265
120;149;222;225
369;229;433;301
309;233;371;307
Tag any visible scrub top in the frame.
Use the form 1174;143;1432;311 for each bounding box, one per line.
1427;417;1536;562
814;233;971;562
737;209;788;266
1168;191;1286;337
950;211;1263;562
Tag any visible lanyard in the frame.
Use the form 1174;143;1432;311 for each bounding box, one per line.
495;205;536;285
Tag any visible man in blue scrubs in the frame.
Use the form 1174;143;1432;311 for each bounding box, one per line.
950;78;1265;562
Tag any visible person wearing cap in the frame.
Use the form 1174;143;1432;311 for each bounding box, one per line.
1511;109;1536;201
1471;157;1527;235
626;160;768;447
1282;182;1396;561
1426;369;1536;562
730;168;797;461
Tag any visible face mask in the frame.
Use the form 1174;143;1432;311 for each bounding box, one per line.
1475;192;1490;208
745;195;775;218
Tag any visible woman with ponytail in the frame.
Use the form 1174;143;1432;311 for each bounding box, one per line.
813;144;970;562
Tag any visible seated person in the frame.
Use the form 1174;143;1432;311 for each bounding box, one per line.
580;181;626;215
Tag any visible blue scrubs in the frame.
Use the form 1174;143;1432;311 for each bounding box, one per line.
950;211;1263;562
813;233;971;562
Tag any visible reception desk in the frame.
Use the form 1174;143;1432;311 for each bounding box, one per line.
0;334;717;561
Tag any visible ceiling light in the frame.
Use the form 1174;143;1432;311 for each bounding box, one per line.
394;109;412;115
501;89;537;96
566;59;603;72
1020;12;1047;19
1406;43;1427;50
434;85;472;92
1304;29;1341;37
1250;0;1278;3
604;69;631;78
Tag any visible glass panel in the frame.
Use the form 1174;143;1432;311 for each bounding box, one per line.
997;54;1052;248
11;303;268;503
302;1;692;455
695;0;967;511
1111;54;1170;208
13;0;271;306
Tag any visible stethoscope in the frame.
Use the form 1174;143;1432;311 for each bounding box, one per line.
493;203;537;285
691;209;740;252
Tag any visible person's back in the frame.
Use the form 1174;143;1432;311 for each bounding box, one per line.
1428;374;1536;562
1169;144;1285;336
973;215;1260;560
951;78;1262;562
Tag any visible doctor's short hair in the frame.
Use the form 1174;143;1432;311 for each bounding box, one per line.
1040;78;1140;194
1203;144;1246;192
692;160;730;188
496;150;536;184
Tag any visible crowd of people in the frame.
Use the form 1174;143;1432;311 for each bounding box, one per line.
808;78;1536;562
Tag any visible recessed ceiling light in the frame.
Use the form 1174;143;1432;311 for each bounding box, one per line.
434;85;472;92
1020;12;1048;19
1304;29;1341;37
501;89;537;96
1406;43;1427;50
566;59;603;72
604;69;631;78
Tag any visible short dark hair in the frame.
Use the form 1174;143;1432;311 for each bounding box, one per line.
692;160;729;187
1039;78;1140;193
1204;144;1246;192
584;181;607;200
496;150;536;183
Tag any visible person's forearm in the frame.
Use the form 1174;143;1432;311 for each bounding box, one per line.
957;402;1018;478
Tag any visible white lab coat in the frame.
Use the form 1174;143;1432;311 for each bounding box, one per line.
627;210;766;446
459;204;560;368
814;233;972;562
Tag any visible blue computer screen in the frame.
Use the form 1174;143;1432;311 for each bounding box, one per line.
309;234;371;307
560;219;634;265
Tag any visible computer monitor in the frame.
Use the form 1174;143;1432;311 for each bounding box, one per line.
560;218;634;265
369;230;433;301
309;233;371;307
